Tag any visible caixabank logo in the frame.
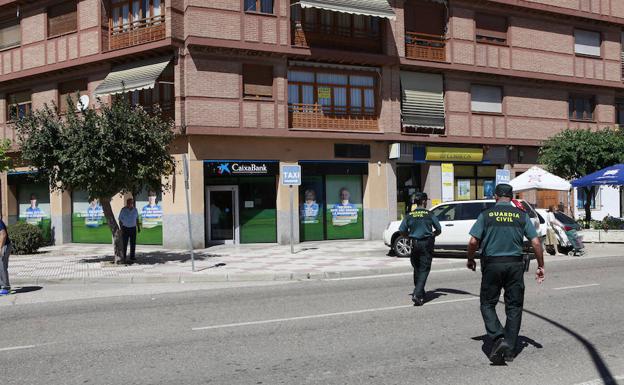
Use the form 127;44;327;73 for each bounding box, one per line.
212;162;268;176
216;164;231;175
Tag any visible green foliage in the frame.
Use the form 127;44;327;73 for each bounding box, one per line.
13;94;175;200
9;222;44;255
0;138;11;172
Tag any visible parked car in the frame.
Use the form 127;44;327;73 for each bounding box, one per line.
383;199;544;258
535;208;583;255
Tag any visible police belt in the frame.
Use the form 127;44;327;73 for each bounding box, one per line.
482;256;523;263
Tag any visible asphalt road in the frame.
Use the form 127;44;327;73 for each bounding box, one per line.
1;255;623;385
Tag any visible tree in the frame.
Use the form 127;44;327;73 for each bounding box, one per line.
539;128;624;226
14;95;175;263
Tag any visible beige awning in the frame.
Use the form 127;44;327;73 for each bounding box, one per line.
95;56;172;96
297;0;395;20
400;71;445;129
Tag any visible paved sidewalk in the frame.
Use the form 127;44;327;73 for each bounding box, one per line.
7;241;620;284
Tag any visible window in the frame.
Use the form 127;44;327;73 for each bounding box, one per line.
617;98;624;126
475;13;507;45
458;202;491;221
47;1;77;37
568;95;595;121
577;188;599;209
242;64;273;99
334;144;371;159
245;0;273;14
0;19;20;50
112;64;174;118
574;29;601;57
59;79;88;113
111;0;163;33
432;204;458;222
471;85;502;113
288;69;376;116
7;91;32;120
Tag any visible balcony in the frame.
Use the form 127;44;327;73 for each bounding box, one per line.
108;14;166;51
289;104;378;131
405;32;446;62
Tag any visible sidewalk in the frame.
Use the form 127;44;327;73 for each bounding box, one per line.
7;241;620;284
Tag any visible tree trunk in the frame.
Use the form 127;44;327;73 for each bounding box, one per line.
100;197;125;264
583;186;593;229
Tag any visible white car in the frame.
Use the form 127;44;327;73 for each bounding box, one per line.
383;199;544;258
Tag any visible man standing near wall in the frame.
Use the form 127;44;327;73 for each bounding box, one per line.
119;198;140;262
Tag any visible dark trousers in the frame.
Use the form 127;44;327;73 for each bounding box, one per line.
0;244;10;289
122;226;137;260
410;238;434;299
480;260;525;351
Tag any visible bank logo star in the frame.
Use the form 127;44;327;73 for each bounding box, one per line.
217;164;231;175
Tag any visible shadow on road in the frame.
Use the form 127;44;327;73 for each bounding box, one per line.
11;286;43;294
79;251;219;265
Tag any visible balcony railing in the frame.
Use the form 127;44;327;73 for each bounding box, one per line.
109;14;166;51
291;22;382;53
288;103;378;131
405;32;446;62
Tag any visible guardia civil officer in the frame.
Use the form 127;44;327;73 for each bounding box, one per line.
399;192;442;306
466;184;545;364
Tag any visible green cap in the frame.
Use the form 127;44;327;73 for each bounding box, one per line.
494;183;513;198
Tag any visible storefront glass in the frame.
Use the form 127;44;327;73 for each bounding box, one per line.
300;175;324;241
72;191;110;243
17;182;52;243
396;164;421;219
454;165;497;200
238;177;277;243
325;175;363;240
135;189;164;245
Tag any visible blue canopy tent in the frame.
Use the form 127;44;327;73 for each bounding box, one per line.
570;164;624;187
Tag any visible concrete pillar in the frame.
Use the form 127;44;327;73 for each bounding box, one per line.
363;145;392;240
387;160;398;221
49;189;71;244
276;161;299;245
423;163;442;208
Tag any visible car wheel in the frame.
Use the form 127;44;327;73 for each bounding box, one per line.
392;235;412;258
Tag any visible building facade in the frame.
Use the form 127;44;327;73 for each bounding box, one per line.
1;0;624;248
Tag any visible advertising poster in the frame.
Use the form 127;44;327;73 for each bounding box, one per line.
18;184;52;243
441;163;454;202
72;191;111;243
325;175;363;240
299;176;324;241
457;179;471;200
135;189;163;245
484;180;495;198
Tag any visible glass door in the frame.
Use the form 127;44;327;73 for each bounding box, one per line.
206;186;239;244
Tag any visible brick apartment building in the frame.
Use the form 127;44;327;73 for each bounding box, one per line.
1;0;623;248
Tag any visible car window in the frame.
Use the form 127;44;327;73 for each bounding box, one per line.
537;212;545;224
458;203;488;220
554;212;576;225
520;201;537;218
484;202;495;210
432;204;457;221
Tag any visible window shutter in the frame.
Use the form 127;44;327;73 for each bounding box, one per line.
243;64;274;98
475;13;507;41
0;21;20;49
574;29;601;57
471;85;502;113
48;1;77;37
400;71;445;129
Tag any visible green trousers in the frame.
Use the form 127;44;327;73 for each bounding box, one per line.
479;260;525;350
410;238;434;299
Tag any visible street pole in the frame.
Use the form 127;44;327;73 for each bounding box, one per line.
289;184;294;254
182;154;196;272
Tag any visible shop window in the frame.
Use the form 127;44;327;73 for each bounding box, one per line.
48;1;77;38
238;177;277;243
574;29;601;57
577;188;599;209
396;164;421;218
243;64;273;99
71;191;110;244
471;85;502;114
475;13;507;45
7;91;31;121
568;95;595;121
453;165;497;200
334;144;370;159
17;183;52;243
0;19;20;50
245;0;273;14
59;79;88;113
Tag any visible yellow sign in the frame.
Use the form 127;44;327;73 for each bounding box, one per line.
431;199;441;207
441;163;454;173
317;87;331;99
426;146;483;162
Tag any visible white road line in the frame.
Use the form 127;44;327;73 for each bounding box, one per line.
326;266;468;281
192;297;479;331
0;345;37;352
553;283;600;291
573;374;624;385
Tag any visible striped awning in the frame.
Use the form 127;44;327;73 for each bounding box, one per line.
95;56;172;96
400;71;445;129
298;0;395;20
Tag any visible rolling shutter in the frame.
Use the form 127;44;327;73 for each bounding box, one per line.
400;71;445;129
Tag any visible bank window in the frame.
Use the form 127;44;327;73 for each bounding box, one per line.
288;69;377;116
0;19;20;50
245;0;273;14
59;79;88;113
574;29;601;57
577;188;599;209
454;165;497;200
568;95;595;121
475;13;507;45
471;85;502;114
47;1;77;38
243;64;273;99
7;91;31;121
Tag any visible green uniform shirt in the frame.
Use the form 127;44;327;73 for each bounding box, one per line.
469;202;538;257
399;208;442;240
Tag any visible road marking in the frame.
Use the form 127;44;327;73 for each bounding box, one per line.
192;297;479;331
553;283;600;291
573;374;624;385
326;266;469;282
0;345;37;352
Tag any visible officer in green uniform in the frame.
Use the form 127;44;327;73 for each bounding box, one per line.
467;184;545;364
399;192;442;306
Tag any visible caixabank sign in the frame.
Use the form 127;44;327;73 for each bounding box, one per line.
205;161;279;177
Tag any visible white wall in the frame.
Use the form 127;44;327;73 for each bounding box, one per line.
573;186;621;220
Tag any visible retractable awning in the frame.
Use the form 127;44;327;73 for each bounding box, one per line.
95;56;172;96
297;0;395;20
400;71;445;129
